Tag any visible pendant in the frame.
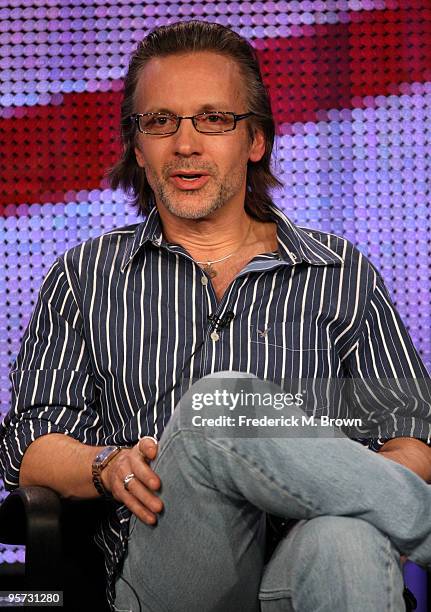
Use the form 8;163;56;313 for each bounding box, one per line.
203;263;217;278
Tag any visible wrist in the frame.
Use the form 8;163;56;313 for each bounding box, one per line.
92;446;123;498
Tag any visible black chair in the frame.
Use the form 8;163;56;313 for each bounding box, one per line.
0;488;419;611
0;487;110;611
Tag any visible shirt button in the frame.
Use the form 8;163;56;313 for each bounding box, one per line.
201;276;208;286
210;331;220;342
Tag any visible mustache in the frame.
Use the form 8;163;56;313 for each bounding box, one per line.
162;162;217;178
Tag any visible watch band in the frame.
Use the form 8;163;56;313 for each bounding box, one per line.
92;446;122;498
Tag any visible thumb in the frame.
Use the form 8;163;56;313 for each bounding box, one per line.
138;436;158;459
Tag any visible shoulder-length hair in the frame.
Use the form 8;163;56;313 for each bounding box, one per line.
109;20;282;220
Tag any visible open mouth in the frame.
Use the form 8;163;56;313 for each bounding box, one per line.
169;172;210;190
177;174;202;181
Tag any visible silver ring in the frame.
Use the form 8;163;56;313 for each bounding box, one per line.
123;472;135;491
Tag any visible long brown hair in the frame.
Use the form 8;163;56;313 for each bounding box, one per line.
109;20;282;219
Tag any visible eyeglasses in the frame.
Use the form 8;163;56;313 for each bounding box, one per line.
130;111;254;135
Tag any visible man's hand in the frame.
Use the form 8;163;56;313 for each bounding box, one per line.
101;437;163;524
379;437;431;566
378;437;431;483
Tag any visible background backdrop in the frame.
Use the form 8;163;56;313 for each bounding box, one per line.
1;0;430;604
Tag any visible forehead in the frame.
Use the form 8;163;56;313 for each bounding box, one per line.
134;51;247;111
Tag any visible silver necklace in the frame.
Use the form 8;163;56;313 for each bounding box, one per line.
195;220;253;279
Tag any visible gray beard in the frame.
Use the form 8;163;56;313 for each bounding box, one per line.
152;169;244;220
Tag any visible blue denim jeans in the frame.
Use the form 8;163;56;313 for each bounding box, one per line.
114;373;431;611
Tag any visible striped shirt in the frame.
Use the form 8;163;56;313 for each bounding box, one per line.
1;203;430;608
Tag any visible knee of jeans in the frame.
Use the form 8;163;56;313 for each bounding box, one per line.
289;516;398;571
261;516;400;597
261;517;405;611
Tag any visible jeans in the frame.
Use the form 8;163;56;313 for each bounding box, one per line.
114;373;431;611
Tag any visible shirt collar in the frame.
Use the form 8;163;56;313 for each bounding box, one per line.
121;204;344;272
267;205;344;267
121;206;164;271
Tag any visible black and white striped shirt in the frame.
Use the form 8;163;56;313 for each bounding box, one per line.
1;204;430;607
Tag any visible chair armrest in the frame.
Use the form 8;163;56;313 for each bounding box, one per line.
0;486;61;544
0;486;62;588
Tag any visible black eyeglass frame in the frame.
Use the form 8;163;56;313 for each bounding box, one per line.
130;111;254;135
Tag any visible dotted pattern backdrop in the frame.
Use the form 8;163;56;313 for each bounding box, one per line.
1;0;430;571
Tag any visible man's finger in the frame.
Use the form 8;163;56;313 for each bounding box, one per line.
122;478;164;514
133;460;161;491
112;469;162;508
113;469;163;524
123;494;158;524
141;435;158;444
138;436;158;460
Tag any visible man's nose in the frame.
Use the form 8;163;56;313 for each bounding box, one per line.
172;117;203;156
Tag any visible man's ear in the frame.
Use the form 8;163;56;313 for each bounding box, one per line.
134;144;145;168
248;128;266;163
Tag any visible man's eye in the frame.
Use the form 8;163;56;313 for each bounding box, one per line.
144;115;172;127
205;114;224;122
156;116;170;125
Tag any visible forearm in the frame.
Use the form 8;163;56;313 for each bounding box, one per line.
18;433;162;525
19;433;104;499
379;437;431;483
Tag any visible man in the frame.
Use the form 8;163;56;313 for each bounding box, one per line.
1;20;431;612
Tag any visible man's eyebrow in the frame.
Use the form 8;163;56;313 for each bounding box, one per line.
196;104;231;112
143;104;231;115
144;107;176;114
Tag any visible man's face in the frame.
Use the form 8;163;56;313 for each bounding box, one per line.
133;51;265;220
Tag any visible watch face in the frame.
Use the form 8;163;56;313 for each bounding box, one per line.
96;446;116;464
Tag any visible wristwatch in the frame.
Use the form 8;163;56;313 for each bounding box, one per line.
92;446;122;498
